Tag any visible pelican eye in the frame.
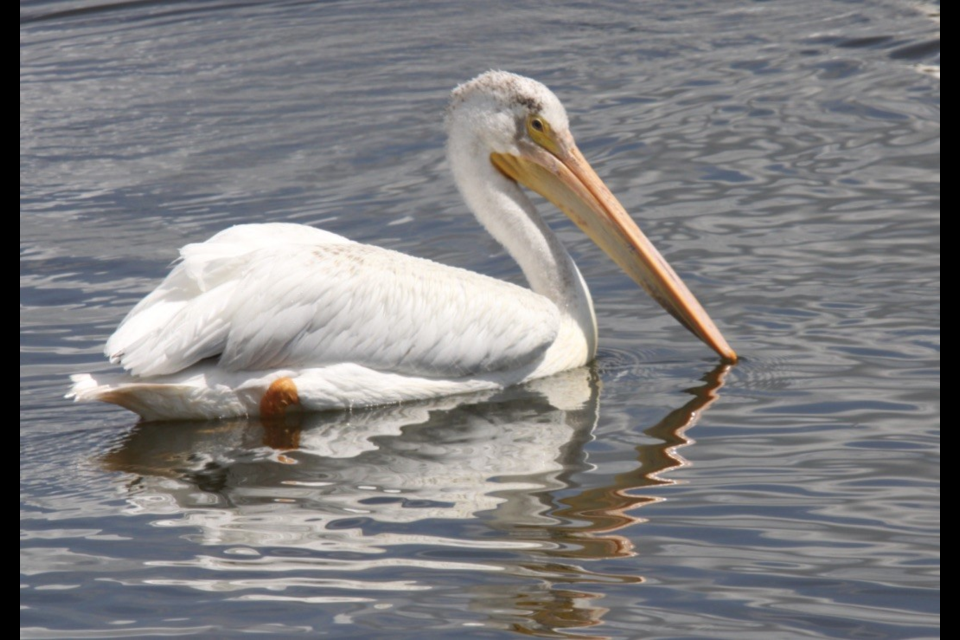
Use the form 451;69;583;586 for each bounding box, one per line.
526;114;553;141
525;114;560;154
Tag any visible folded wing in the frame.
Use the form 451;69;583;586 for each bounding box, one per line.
106;223;561;379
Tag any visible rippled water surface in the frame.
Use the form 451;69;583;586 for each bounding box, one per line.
21;1;939;638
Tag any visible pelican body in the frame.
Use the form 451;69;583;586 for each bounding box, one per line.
70;71;735;420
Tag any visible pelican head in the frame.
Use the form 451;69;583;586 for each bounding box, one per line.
446;71;736;363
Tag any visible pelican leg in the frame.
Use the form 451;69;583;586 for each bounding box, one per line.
260;377;301;418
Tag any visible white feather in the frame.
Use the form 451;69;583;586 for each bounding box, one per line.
108;225;560;378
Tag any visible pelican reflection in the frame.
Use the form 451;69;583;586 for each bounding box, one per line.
102;364;730;637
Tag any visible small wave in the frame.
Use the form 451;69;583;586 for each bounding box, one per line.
907;2;939;78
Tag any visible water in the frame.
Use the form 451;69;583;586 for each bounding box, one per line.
21;0;939;637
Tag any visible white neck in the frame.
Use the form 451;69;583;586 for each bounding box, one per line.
448;134;598;357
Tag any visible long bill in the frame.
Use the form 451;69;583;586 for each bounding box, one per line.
491;134;737;363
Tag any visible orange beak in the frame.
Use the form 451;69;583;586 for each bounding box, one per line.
492;132;736;363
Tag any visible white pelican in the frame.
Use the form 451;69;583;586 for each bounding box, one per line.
70;71;736;420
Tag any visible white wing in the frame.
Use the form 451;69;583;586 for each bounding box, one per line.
106;223;561;378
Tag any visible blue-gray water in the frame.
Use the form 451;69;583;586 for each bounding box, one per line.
21;1;939;638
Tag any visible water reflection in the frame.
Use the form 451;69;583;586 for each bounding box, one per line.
102;364;730;637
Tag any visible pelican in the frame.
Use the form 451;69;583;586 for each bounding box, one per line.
69;71;736;421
